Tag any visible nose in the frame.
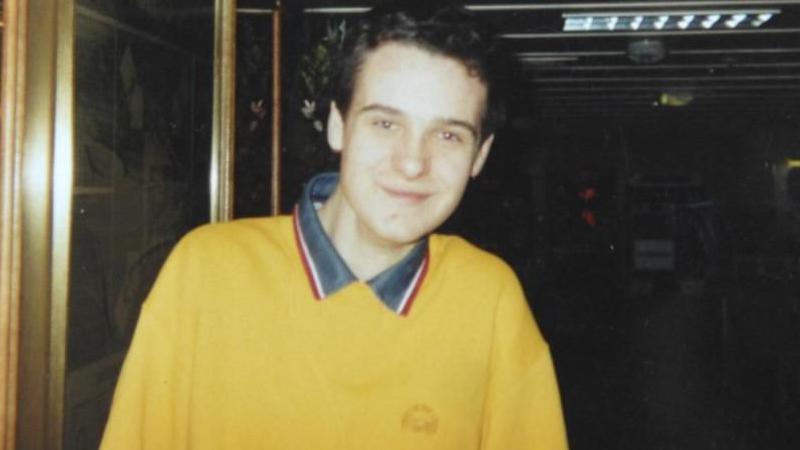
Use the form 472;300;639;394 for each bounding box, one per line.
392;134;429;179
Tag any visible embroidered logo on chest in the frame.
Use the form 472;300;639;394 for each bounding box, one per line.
401;404;438;435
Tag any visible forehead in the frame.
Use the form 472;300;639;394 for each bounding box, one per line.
349;42;488;125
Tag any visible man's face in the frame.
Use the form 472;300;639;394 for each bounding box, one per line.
327;42;494;248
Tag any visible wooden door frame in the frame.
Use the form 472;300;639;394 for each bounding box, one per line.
210;0;283;221
1;0;75;449
1;0;26;446
210;0;237;222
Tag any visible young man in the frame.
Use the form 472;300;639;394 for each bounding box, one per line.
101;3;568;449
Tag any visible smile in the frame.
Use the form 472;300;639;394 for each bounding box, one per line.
381;186;431;204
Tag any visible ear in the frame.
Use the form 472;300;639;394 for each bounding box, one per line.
327;101;345;153
470;134;494;178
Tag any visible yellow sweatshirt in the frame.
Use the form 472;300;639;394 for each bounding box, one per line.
101;216;568;449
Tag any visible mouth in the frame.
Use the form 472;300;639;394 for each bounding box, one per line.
381;185;431;204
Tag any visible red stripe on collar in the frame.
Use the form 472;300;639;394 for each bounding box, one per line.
399;250;430;317
292;206;323;300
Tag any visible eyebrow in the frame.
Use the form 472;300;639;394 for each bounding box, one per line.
357;103;479;139
357;103;403;116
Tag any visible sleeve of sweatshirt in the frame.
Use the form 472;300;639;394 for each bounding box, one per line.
481;274;569;450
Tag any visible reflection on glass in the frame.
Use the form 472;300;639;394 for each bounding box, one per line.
66;3;212;449
281;13;344;212
234;13;272;218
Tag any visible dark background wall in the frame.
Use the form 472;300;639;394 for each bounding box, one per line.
446;109;800;450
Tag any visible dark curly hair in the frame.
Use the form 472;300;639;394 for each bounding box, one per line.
333;1;505;142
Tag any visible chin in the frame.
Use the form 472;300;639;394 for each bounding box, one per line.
372;222;432;246
380;216;447;245
363;204;453;246
380;230;428;247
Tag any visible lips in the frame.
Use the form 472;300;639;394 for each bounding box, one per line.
381;185;431;203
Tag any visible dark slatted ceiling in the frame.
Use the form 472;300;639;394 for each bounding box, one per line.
299;0;800;118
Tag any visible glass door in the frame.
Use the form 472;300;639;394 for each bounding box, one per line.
65;2;214;449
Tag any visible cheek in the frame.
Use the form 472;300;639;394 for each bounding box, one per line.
345;134;393;168
431;151;475;185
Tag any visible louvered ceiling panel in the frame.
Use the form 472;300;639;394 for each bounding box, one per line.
297;0;800;117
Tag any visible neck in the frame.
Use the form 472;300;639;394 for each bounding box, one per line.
317;189;416;281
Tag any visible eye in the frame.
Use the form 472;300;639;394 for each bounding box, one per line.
438;130;463;143
373;119;397;131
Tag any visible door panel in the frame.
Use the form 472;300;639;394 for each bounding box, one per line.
64;3;213;449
